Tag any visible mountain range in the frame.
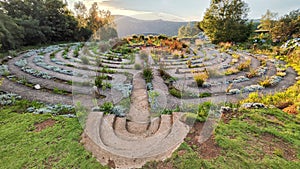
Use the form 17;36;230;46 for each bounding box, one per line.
114;15;191;37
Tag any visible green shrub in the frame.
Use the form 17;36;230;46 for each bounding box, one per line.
193;72;208;87
199;92;212;98
94;76;103;88
80;56;90;65
237;59;251;71
134;64;142;70
140;50;148;60
100;102;113;114
198;101;214;121
143;67;153;83
169;87;182;98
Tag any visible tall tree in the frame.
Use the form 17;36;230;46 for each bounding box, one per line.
271;9;300;42
0;11;23;50
87;2;116;40
200;0;252;43
74;1;88;28
178;22;201;38
258;10;278;31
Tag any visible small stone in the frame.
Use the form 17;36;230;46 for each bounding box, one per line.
34;84;41;90
8;56;12;59
295;77;300;81
241;103;265;109
220;106;232;113
92;106;101;112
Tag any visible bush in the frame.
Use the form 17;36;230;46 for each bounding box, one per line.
143;67;153;83
259;77;271;87
207;68;223;78
100;102;114;114
169;87;182;98
193;72;208;87
187;60;192;68
237;59;251;71
198;102;215;122
134;64;142;70
225;67;239;76
80;56;90;65
246;69;258;78
94;76;103;88
140;50;148;60
199;92;212;98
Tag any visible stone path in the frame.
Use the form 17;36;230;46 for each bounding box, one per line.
82;53;190;168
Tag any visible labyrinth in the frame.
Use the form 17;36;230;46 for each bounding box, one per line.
0;36;298;168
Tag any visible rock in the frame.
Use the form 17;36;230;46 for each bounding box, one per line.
34;84;41;90
220;106;232;113
295;77;300;81
8;56;12;59
227;89;241;95
241;103;265;109
92;106;101;112
202;82;211;88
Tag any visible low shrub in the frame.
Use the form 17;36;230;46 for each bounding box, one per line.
259;76;271;87
198;101;215;122
199;92;212;98
225;67;239;76
100;102;114;114
143;67;153;83
237;59;251;71
140;50;148;60
94;76;103;88
80;56;90;65
207;68;223;78
193;72;208;87
187;60;192;68
134;64;142;70
169;87;182;98
246;69;258;78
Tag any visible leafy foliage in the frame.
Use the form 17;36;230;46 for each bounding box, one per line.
0;0;117;50
200;0;252;43
143;67;153;83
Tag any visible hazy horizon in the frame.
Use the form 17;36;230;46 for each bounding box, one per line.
67;0;300;21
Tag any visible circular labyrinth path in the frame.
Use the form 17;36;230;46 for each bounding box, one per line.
0;38;297;168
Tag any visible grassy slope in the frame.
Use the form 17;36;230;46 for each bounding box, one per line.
1;100;299;169
144;108;300;169
0;102;107;169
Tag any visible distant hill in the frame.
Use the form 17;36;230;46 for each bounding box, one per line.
114;15;190;37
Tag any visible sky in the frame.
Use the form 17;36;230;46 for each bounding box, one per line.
67;0;300;21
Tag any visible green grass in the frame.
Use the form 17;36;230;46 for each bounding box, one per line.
144;108;300;168
0;101;107;169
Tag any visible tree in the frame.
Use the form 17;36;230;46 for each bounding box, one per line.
74;1;88;28
258;10;278;31
0;11;23;50
87;2;116;40
178;22;201;38
200;0;252;43
271;9;300;42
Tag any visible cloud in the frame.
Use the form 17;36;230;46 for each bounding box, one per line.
68;0;300;21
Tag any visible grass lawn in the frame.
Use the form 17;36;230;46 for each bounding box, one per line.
0;101;107;169
1;100;299;169
144;108;300;169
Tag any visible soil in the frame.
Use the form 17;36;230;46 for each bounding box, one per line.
34;119;56;132
247;133;298;161
185;122;222;159
222;109;243;124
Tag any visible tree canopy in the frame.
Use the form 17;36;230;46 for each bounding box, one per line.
178;22;201;38
0;0;117;50
271;9;300;42
200;0;252;43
